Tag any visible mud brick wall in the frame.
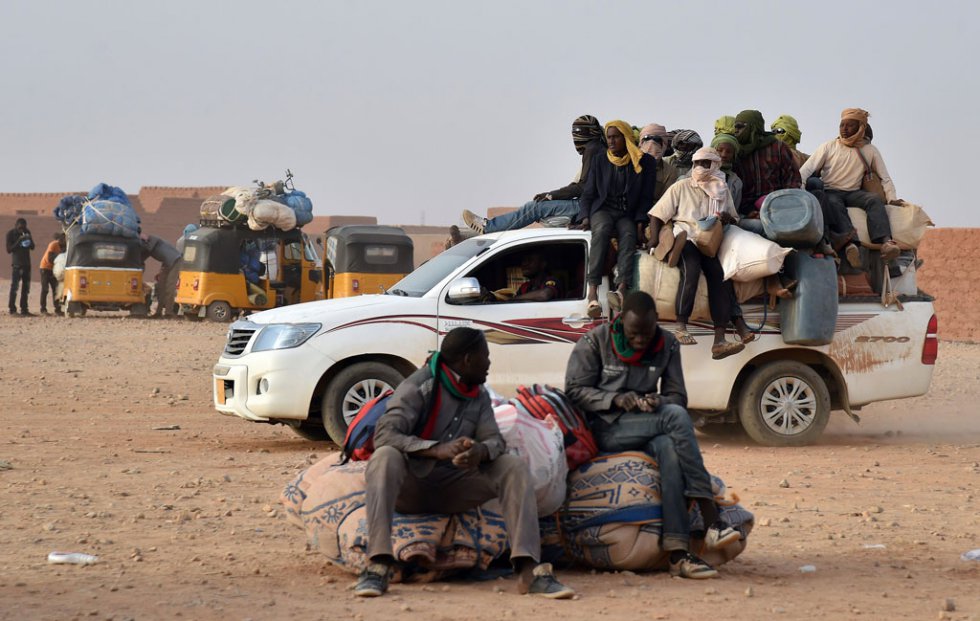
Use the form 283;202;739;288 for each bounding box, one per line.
916;228;980;343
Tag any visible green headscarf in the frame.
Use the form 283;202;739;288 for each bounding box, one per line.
771;114;802;148
710;133;740;170
714;115;736;136
734;109;776;158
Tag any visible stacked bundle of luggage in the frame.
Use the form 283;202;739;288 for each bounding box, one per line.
637;189;933;346
199;173;314;232
53;183;141;238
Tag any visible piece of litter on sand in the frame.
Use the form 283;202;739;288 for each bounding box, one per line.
152;425;181;431
799;565;817;573
961;549;980;561
48;552;99;565
0;460;13;471
863;544;887;549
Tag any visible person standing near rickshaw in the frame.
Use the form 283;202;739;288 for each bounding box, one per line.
6;218;36;316
39;232;66;315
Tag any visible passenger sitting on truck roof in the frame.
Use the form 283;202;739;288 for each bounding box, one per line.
799;108;903;262
638;123;679;203
579;120;657;318
732;109;802;216
462;114;606;235
714;115;736;136
771;114;810;170
663;129;703;177
709;133;743;209
564;291;741;579
649;147;747;360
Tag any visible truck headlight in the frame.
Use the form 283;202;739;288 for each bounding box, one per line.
251;323;321;352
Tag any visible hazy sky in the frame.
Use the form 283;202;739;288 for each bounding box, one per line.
2;0;978;227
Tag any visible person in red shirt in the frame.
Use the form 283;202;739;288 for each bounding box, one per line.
38;232;66;315
513;253;562;302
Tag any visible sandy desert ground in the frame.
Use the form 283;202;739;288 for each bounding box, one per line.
1;302;979;621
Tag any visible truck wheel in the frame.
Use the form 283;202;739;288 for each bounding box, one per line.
738;361;830;447
130;303;148;317
207;301;234;322
289;420;330;442
321;362;405;446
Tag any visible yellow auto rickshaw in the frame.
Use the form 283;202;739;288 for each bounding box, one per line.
322;225;414;298
61;227;149;317
175;224;323;322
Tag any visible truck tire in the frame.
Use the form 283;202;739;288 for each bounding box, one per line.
737;360;830;447
321;362;405;446
289;420;330;442
207;301;233;323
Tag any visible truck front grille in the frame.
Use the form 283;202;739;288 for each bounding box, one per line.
224;328;256;356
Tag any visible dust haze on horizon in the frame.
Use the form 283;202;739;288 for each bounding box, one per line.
1;0;977;228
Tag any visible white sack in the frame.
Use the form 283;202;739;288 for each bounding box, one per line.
847;202;933;249
719;226;792;282
247;199;297;231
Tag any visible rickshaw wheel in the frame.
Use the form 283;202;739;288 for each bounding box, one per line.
130;303;148;318
207;301;234;323
67;302;85;318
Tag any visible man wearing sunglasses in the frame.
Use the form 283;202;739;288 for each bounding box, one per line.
771;115;810;170
462;115;606;234
638;123;679;204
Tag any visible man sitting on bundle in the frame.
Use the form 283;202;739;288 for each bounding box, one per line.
565;291;740;579
358;327;575;599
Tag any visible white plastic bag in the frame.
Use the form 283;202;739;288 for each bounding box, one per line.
248;199;297;231
493;404;567;516
719;226;792;282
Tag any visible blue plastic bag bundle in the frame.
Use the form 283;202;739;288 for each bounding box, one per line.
284;190;313;227
54;195;85;224
81;200;141;238
87;182;132;207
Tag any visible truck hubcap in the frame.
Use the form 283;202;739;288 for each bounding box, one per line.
760;377;816;436
342;379;395;424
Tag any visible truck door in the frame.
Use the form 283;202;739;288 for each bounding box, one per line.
435;239;601;396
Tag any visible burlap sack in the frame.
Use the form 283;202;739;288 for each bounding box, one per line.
635;252;711;321
847;202;933;249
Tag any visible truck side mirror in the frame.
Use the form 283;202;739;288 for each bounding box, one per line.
445;277;482;304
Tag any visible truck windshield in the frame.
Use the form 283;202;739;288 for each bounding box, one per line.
387;237;494;297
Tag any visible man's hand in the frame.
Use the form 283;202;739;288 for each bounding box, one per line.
426;437;471;461
637;393;661;412
613;391;643;412
887;199;905;206
717;212;736;225
451;438;486;470
533;192;553;202
569;217;590;231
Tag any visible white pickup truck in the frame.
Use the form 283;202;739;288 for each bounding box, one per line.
211;228;938;446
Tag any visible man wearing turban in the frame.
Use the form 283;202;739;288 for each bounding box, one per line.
732;110;802;215
663;129;703;177
579;120;657;318
638;123;680;203
462;115;606;234
799;108;903;261
771;114;810;170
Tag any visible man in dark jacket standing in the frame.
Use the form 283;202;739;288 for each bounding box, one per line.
565;291;740;579
579;121;657;318
357;327;574;599
6;218;36;315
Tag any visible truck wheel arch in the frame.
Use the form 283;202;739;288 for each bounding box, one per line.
730;349;852;419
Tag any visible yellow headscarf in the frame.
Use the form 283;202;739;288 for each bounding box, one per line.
714;115;736;136
604;120;644;173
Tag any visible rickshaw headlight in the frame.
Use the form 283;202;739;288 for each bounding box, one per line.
251;323;321;352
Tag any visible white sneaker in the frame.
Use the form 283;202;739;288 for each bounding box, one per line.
462;209;486;234
704;524;741;550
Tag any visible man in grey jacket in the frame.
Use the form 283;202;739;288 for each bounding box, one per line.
565;291;740;579
358;327;574;599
